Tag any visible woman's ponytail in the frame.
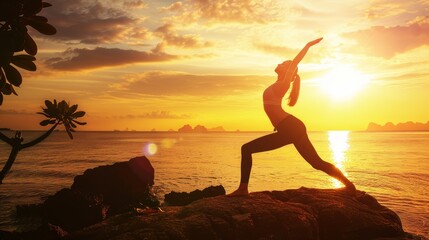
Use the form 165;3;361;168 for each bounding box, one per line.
288;75;300;106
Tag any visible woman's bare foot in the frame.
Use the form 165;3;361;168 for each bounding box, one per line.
228;188;249;196
227;184;249;196
344;182;357;195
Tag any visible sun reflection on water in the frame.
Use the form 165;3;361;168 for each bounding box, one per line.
328;131;350;188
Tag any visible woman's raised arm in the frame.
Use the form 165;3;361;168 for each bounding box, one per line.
282;37;323;82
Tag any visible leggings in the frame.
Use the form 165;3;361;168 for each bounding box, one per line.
240;115;350;185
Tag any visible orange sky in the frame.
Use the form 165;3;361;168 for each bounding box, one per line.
1;0;429;131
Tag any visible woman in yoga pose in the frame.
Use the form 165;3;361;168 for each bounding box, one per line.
229;37;356;196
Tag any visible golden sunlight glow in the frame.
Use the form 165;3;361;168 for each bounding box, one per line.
319;65;370;101
3;0;429;132
328;131;350;188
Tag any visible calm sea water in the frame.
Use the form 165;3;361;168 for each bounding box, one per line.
0;131;428;237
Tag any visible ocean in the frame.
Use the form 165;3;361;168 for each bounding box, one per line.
0;131;428;237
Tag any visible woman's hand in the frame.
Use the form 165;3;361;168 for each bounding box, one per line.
290;37;323;75
306;37;323;47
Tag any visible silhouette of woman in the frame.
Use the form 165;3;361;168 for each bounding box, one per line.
229;37;356;196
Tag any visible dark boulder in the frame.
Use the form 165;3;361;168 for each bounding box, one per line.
71;155;158;215
15;156;158;233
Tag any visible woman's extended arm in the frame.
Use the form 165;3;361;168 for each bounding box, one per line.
282;37;323;82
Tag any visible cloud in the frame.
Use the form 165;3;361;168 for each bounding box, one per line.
364;1;429;21
154;24;212;49
123;0;147;9
342;22;429;58
45;47;178;71
111;111;191;119
376;71;429;86
41;0;147;44
162;0;281;24
408;15;429;25
160;1;183;12
110;71;271;97
364;1;408;20
253;43;298;58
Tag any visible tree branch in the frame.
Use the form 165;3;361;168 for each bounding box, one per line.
21;123;58;149
0;145;20;184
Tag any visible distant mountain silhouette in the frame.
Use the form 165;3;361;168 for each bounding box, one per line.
367;121;429;132
208;126;226;132
178;124;194;132
178;124;225;133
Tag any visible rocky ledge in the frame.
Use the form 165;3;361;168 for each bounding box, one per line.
67;187;421;240
1;156;426;240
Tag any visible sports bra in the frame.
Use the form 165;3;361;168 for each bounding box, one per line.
263;83;282;106
263;83;290;127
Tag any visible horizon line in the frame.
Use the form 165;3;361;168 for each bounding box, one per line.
2;129;429;133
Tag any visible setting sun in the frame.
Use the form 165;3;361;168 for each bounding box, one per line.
318;65;371;101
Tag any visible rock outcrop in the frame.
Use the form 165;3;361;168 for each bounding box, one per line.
70;155;158;214
68;187;415;240
178;124;209;133
367;121;429;132
164;185;226;206
42;156;158;232
4;156;426;240
12;156;158;234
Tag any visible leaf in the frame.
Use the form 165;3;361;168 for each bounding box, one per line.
3;65;22;87
70;121;77;128
40;119;51;126
24;33;38;55
1;84;13;95
58;100;67;114
41;108;53;116
72;111;86;118
65;127;74;139
24;16;48;23
45;100;53;109
13;55;36;61
72;119;87;125
27;21;57;35
0;93;3;105
10;85;18;96
42;103;55;117
37;111;51;118
11;57;37;71
49;119;56;124
68;104;78;115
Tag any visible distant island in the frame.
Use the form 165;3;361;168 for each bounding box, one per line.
178;124;225;133
366;121;429;132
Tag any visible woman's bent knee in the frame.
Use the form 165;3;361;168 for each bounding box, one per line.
241;143;251;155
